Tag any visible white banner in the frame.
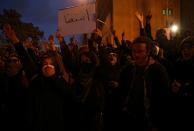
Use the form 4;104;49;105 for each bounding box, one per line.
58;3;96;36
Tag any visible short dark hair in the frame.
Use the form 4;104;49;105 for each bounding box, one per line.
180;36;194;49
132;36;154;53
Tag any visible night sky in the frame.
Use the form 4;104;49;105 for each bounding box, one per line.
0;0;95;41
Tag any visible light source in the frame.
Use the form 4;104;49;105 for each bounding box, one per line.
171;24;178;33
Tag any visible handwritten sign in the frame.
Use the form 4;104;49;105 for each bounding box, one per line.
58;3;96;36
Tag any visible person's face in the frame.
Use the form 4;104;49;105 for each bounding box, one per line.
6;56;22;76
108;53;118;65
44;42;50;51
42;58;55;77
3;24;12;39
24;38;31;47
132;43;149;66
80;54;91;64
48;35;55;44
124;54;134;65
181;44;194;61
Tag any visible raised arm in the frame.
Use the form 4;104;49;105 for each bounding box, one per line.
145;11;153;40
135;11;146;36
3;24;37;79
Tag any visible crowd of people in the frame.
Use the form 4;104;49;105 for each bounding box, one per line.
0;12;194;131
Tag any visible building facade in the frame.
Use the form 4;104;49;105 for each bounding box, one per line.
181;0;194;35
96;0;180;42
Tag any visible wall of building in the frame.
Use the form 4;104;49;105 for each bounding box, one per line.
181;0;194;35
150;0;180;38
96;0;113;44
97;0;180;42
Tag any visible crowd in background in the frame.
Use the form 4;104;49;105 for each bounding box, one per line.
0;12;194;131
